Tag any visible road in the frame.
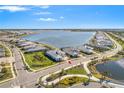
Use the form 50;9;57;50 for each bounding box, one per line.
70;82;102;88
0;32;122;88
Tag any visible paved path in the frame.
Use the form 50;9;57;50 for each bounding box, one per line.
70;82;102;88
0;57;14;63
42;74;100;86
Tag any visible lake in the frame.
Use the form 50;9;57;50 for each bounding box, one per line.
96;58;124;84
22;30;95;48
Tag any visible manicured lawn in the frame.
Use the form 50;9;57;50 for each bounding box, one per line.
16;33;28;38
0;66;13;82
55;77;89;88
107;55;122;61
24;51;56;70
66;65;87;75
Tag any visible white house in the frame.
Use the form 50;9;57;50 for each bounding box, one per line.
46;50;67;62
61;47;80;58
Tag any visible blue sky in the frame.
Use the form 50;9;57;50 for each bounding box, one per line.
0;5;124;29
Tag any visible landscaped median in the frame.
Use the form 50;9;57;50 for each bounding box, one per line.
0;63;15;84
38;65;97;88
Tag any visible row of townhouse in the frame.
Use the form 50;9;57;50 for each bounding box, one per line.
15;39;94;62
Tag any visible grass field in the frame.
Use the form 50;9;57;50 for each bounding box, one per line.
55;77;89;88
24;51;56;70
0;64;13;82
66;65;87;75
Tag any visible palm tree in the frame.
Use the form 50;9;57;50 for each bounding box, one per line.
58;69;66;83
51;83;55;88
101;71;110;82
102;56;107;62
59;69;66;77
87;73;92;79
86;73;92;85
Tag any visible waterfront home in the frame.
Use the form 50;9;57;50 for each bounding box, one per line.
22;44;36;50
15;39;25;43
46;50;67;62
24;46;48;53
78;45;93;54
93;32;113;49
61;47;80;58
104;40;113;47
16;41;33;47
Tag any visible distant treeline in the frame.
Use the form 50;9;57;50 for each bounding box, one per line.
0;29;124;32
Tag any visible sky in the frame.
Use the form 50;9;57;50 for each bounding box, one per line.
0;5;124;29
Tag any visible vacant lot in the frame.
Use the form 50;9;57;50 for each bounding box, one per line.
66;65;87;75
55;77;89;88
24;51;56;70
0;63;13;82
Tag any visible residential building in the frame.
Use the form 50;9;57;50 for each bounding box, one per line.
46;50;67;62
24;46;48;53
78;45;93;54
16;41;33;47
61;47;80;58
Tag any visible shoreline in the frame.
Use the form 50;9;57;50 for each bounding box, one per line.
89;57;124;85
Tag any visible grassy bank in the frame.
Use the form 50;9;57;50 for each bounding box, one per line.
24;51;56;70
88;61;102;79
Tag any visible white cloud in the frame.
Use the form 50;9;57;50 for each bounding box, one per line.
39;17;57;22
0;6;29;12
38;16;64;22
60;16;64;19
40;5;50;9
35;11;51;15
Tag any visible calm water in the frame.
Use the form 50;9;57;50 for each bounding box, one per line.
96;58;124;84
22;31;95;48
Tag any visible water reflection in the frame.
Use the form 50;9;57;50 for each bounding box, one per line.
96;58;124;83
22;31;95;48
